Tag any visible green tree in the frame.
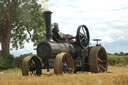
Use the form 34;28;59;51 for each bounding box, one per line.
114;53;118;55
0;0;45;55
125;53;128;56
120;52;124;56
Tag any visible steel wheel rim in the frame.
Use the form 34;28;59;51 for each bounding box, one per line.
22;56;42;76
62;56;73;73
54;52;74;74
89;46;108;73
28;58;37;75
97;47;108;72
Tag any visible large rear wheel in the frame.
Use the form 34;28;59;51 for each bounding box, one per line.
54;52;74;74
22;56;42;76
89;46;108;73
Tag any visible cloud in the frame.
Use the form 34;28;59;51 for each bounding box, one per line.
11;0;128;56
49;0;128;53
104;40;128;53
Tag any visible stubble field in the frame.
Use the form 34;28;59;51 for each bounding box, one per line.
0;66;128;85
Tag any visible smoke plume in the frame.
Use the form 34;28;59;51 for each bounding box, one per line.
42;0;48;11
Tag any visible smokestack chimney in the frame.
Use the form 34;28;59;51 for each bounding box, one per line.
44;11;52;41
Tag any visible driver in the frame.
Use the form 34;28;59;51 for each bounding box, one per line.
52;23;73;42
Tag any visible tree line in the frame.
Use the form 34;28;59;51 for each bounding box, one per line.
0;51;128;70
0;53;33;69
113;52;128;56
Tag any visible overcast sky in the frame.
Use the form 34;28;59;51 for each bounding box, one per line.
11;0;128;56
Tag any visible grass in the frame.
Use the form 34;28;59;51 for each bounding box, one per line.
0;68;20;73
0;55;128;85
108;54;128;66
0;66;128;85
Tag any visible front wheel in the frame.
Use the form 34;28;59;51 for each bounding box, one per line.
54;52;74;74
22;56;42;76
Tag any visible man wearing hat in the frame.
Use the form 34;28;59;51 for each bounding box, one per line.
52;23;73;42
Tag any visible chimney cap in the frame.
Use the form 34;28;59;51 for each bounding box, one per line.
44;11;52;14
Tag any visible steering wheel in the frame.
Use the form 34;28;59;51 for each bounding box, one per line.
76;25;90;49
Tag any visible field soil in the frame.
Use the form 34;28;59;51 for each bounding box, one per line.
0;66;128;85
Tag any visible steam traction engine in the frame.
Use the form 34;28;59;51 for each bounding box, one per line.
21;11;108;76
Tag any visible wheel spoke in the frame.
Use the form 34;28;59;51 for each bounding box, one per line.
66;68;73;73
80;37;85;43
102;60;106;63
97;58;103;62
62;56;71;73
81;36;85;41
99;53;104;57
82;27;86;35
99;64;106;71
83;40;87;46
29;60;36;71
81;40;85;46
79;32;84;36
98;66;102;72
84;34;87;39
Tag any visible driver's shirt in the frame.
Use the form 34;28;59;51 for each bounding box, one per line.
59;32;66;38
